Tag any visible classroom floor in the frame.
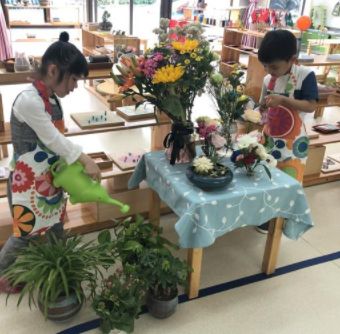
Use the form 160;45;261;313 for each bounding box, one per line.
0;83;339;334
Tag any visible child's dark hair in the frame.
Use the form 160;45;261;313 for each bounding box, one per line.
258;30;297;63
39;32;88;82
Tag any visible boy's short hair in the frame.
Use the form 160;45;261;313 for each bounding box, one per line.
258;30;297;63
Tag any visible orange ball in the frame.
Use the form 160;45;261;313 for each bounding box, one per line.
296;16;312;31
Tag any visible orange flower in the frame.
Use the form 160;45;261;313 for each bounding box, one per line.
118;74;135;93
13;205;35;237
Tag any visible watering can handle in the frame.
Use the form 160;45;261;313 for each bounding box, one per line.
50;160;67;177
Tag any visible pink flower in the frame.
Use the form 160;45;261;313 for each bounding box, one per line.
211;133;226;149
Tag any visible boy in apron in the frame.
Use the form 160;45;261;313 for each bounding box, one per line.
0;32;101;293
257;29;318;232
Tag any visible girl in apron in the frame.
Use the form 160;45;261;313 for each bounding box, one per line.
0;32;101;293
256;30;318;232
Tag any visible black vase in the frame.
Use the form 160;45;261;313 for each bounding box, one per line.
163;122;196;165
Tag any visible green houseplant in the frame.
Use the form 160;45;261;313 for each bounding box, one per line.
99;10;113;31
92;269;145;334
113;215;191;318
3;231;116;321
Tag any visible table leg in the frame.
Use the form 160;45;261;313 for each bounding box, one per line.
148;190;161;227
261;217;284;274
187;248;203;299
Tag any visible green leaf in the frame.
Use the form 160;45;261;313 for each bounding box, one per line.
98;229;111;244
262;164;272;179
162;95;185;121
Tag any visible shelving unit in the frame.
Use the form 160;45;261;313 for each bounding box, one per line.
82;29;141;57
5;4;81;28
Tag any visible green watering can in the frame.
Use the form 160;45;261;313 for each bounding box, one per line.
50;160;130;213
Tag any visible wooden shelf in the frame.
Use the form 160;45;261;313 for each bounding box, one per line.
0;115;170;145
0;67;112;86
9;22;81;28
303;170;340;187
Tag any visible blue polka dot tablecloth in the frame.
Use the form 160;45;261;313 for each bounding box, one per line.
128;151;313;249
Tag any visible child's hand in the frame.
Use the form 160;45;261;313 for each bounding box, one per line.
78;153;101;182
265;94;284;108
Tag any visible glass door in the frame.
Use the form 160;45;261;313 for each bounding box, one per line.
96;0;130;35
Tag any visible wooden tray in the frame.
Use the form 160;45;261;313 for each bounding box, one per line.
88;151;113;170
116;104;155;121
70;111;125;129
112;151;144;171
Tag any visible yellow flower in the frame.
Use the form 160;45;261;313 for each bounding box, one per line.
172;39;199;53
152;65;184;84
195;56;202;61
184;59;191;65
190;52;197;59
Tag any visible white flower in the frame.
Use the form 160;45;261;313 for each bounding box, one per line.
251;143;267;160
193;156;214;174
265;154;277;167
236;133;258;149
243;109;261;124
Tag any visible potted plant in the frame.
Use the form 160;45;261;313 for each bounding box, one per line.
113;215;191;319
3;231;116;321
99;10;113;32
92;269;145;334
141;246;191;319
115;216;191;318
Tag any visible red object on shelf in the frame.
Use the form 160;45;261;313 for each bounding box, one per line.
296;16;312;31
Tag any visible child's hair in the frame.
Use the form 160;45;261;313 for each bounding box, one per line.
258;30;297;63
39;32;88;82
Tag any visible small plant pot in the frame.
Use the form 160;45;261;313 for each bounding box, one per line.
38;291;83;322
146;292;178;319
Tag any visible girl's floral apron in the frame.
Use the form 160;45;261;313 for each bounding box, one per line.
11;81;67;237
263;73;309;183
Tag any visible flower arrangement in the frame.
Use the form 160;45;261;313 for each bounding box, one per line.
190;116;231;179
231;133;277;178
207;68;249;149
196;116;225;161
111;18;216;123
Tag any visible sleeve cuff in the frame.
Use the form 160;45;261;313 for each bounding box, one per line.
64;144;82;165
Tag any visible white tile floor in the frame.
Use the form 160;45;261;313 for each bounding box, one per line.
0;84;340;334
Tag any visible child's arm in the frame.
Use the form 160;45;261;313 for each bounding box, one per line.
13;91;101;180
265;94;316;112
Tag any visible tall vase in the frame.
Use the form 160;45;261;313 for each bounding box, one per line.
163;121;196;165
221;120;238;155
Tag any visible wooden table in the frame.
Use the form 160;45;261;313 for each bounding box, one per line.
129;151;313;299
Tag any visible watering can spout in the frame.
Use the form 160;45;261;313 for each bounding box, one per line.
100;197;130;213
